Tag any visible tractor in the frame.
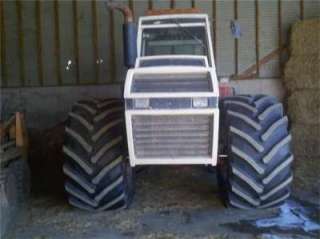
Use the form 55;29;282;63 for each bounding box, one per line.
62;6;293;211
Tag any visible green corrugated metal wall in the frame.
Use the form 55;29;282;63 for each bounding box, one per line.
0;0;319;88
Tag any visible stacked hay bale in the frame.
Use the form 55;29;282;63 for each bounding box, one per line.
284;19;320;194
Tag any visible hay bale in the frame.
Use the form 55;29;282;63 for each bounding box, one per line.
290;19;320;56
293;155;320;195
284;55;320;90
288;90;320;125
291;124;320;157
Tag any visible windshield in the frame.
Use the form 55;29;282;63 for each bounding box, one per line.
141;26;208;57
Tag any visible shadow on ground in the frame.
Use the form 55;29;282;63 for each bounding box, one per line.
8;165;320;239
6;125;320;239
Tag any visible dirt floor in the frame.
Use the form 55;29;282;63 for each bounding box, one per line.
6;165;320;239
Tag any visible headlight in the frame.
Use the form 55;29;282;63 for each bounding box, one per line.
193;97;208;108
134;98;150;108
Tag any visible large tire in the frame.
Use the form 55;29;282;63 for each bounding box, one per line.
63;98;134;211
217;95;293;209
1;139;30;238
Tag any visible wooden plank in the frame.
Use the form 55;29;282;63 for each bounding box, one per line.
0;0;6;87
216;0;235;76
77;1;95;84
152;0;171;10
113;8;125;83
96;0;112;83
255;0;260;76
92;0;99;84
148;0;153;10
259;0;280;78
58;1;76;85
128;0;134;18
147;7;200;15
234;0;238;75
21;1;39;86
191;0;196;8
40;1;57;86
0;115;15;140
16;0;25;87
174;0;192;9
3;1;20;87
304;0;320;18
53;0;61;85
212;0;217;69
108;0;116;83
134;0;149;22
235;46;287;80
300;0;304;20
238;0;255;75
35;0;44;86
72;0;80;84
170;0;175;9
278;0;282;73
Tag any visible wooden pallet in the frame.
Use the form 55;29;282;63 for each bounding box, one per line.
0;113;28;164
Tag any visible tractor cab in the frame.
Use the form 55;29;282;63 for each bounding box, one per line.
135;14;214;68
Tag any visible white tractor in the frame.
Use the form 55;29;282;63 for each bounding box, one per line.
62;7;293;211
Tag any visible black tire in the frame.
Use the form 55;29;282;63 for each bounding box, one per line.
63;98;134;211
1;139;30;206
1;139;30;237
217;95;293;209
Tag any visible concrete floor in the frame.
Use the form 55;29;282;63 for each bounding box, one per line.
7;166;320;239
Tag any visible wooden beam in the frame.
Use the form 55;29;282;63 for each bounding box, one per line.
16;0;25;87
0;115;15;140
191;0;195;8
148;0;153;10
212;0;217;70
300;0;304;20
0;0;6;87
72;0;80;84
35;0;44;86
170;0;175;9
53;0;62;85
255;0;260;77
91;0;99;83
147;8;201;16
128;0;134;18
108;0;116;83
234;46;288;80
234;0;238;75
278;0;282;76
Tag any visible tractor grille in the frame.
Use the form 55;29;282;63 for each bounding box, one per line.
132;115;212;158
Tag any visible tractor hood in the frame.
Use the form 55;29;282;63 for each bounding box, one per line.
124;66;219;99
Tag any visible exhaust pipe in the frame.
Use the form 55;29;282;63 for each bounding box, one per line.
107;2;137;68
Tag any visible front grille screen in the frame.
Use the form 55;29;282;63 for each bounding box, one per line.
132;115;212;158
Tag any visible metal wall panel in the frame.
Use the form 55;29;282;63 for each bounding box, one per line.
113;9;125;83
3;1;20;87
238;0;256;74
304;0;320;19
21;1;39;86
216;0;235;76
58;1;77;85
259;0;280;78
96;0;112;84
41;1;57;86
0;0;317;88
